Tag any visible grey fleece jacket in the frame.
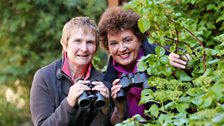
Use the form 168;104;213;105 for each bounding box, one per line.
30;59;112;126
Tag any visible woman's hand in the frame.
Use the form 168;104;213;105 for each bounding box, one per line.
111;79;125;124
67;80;91;107
168;52;191;69
111;79;125;117
92;81;110;115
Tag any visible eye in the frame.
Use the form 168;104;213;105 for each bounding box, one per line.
73;39;81;43
87;40;95;44
109;41;118;46
124;37;132;43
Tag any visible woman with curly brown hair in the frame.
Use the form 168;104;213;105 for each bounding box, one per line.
98;6;188;125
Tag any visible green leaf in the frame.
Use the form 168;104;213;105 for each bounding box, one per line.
176;103;189;113
180;72;192;81
200;96;213;108
212;113;224;123
138;17;150;33
186;88;205;97
155;46;165;57
207;4;216;10
137;60;147;71
216;14;224;23
164;101;175;110
208;59;220;65
133;114;147;123
179;96;192;103
149;104;159;117
164;67;173;76
190;0;196;4
147;67;152;75
140;89;154;104
160;56;169;64
206;22;216;29
115;123;123;126
158;113;173;124
211;83;223;100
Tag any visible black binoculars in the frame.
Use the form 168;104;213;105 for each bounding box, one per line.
116;72;150;102
77;80;105;109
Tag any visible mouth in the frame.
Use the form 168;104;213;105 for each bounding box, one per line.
77;54;89;57
119;53;130;59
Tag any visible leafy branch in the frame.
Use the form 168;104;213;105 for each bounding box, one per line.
120;0;224;126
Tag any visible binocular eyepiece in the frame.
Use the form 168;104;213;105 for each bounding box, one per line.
77;81;105;109
116;72;149;102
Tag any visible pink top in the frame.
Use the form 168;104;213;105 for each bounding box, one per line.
113;49;147;118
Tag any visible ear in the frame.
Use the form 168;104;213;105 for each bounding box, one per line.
60;36;68;52
62;44;67;52
107;48;112;55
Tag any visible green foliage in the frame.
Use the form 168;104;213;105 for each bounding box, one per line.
115;114;148;126
0;0;107;125
119;0;224;125
0;0;107;85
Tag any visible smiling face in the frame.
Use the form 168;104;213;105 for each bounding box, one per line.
64;28;97;67
107;29;142;70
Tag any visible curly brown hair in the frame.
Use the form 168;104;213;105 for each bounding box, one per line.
98;6;144;51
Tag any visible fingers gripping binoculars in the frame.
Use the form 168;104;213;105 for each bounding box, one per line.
116;72;150;102
77;81;105;109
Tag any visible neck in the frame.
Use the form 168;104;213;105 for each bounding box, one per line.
68;62;89;79
123;62;136;72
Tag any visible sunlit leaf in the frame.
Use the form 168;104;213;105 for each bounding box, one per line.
149;104;159;117
138;17;151;33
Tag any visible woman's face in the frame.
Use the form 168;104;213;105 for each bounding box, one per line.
107;29;141;69
64;28;97;67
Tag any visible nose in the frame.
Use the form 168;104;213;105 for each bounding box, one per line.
118;43;127;52
80;42;88;51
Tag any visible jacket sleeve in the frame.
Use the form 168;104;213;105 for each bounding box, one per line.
30;69;78;126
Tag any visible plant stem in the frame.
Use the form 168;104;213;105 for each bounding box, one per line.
167;15;207;72
183;27;206;72
175;27;179;53
146;31;170;53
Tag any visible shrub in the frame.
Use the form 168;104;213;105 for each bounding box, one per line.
117;0;224;125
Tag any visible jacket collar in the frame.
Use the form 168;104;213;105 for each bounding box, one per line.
56;55;101;82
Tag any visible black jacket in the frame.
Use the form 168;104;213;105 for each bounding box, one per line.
30;58;112;126
103;39;168;119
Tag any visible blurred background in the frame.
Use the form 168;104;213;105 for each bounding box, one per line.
1;0;223;125
0;0;127;125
